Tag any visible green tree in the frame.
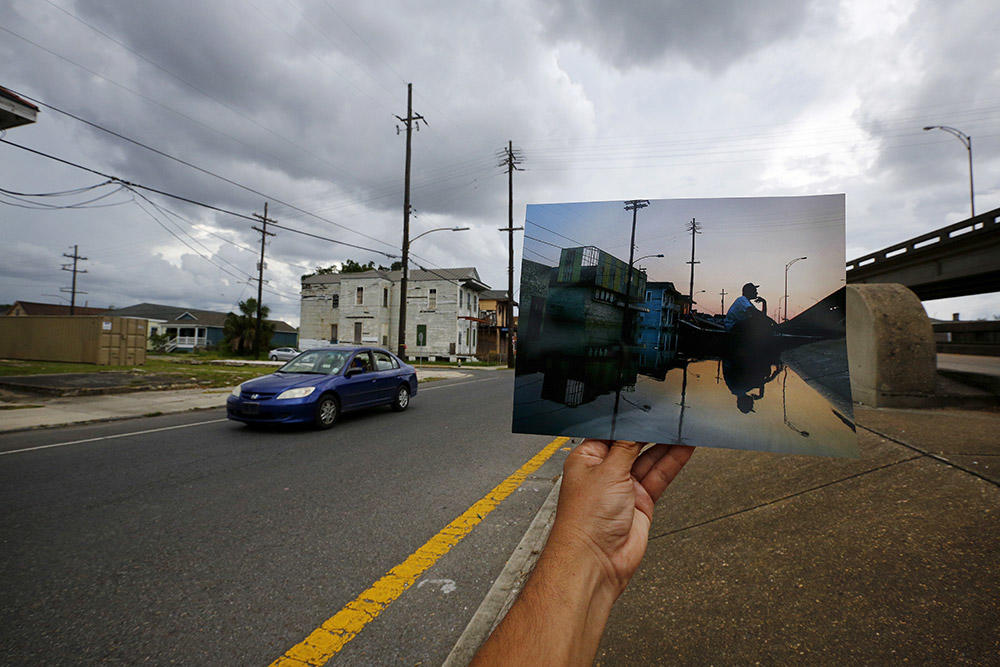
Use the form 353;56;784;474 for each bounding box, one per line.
223;298;275;355
302;259;389;280
341;259;376;273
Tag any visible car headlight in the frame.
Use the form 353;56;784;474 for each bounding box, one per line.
231;384;243;397
276;386;316;400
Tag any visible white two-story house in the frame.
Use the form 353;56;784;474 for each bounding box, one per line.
300;267;489;360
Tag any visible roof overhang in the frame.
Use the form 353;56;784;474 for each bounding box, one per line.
0;87;39;129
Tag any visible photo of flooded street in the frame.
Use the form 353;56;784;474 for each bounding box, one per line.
513;195;859;457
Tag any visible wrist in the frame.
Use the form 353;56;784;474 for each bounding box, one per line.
542;525;623;604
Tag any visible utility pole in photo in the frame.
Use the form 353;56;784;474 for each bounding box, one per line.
686;218;702;303
498;140;523;368
622;199;649;342
61;244;87;315
395;83;427;359
252;202;276;359
720;288;728;316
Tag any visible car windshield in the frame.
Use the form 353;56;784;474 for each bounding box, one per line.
278;349;351;375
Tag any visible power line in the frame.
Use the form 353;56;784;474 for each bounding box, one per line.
524;218;585;247
0;138;398;259
5;18;357;183
0;180;112;197
0;184;130;209
524;234;566;250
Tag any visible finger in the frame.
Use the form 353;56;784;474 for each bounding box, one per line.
565;439;610;470
602;440;645;471
639;445;695;503
631;443;672;480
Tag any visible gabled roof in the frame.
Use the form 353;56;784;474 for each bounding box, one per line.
4;300;107;316
105;302;297;333
479;290;518;306
303;267;489;290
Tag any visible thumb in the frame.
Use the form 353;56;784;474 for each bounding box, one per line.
602;440;644;472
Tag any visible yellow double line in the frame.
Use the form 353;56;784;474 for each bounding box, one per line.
271;436;570;666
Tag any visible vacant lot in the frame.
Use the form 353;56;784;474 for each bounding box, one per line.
0;357;276;388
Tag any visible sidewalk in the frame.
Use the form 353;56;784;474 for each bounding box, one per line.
594;405;999;664
0;369;470;432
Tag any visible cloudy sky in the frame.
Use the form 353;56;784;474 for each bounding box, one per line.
2;0;997;326
525;195;845;319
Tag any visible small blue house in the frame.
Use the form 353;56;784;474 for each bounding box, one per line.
637;282;688;354
105;302;298;351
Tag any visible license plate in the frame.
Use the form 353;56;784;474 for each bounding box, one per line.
242;402;259;415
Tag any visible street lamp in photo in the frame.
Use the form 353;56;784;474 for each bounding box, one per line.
923;125;974;217
784;256;807;322
634;253;665;265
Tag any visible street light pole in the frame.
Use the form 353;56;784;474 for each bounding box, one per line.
924;125;974;217
409;227;469;243
784;256;807;322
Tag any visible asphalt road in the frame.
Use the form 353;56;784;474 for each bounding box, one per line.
0;370;571;665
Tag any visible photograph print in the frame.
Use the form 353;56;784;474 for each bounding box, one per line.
513;195;858;458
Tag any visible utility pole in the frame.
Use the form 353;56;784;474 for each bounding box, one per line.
394;83;426;358
252;202;276;359
720;288;728;315
498;141;523;368
622;200;649;342
686;218;702;303
61;245;88;315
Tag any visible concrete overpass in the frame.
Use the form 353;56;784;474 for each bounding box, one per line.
846;207;1000;300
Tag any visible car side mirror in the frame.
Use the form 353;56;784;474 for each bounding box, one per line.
345;367;361;378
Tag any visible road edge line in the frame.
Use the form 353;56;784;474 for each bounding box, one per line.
442;474;564;667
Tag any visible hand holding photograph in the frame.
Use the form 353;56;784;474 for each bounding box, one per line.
513;195;858;458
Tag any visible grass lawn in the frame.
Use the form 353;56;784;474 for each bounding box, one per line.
0;358;276;388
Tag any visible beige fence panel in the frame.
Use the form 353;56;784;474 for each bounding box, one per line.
0;316;146;366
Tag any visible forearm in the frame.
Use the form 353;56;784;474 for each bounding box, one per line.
471;535;618;666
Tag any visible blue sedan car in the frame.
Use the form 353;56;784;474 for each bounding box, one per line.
227;345;417;429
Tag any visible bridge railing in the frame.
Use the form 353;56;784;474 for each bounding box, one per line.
846;207;999;273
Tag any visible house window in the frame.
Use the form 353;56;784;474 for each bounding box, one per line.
383;287;389;307
459;331;463;345
472;328;476;347
416;324;427;347
331;294;339;309
356;287;363;305
428;289;437;310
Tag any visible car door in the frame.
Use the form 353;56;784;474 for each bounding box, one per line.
371;350;400;403
338;351;379;409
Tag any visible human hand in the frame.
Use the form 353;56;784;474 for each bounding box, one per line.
547;440;695;598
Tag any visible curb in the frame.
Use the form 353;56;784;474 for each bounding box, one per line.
442;477;563;667
0;379;208;397
0;404;223;435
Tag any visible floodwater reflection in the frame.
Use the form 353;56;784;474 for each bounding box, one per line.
513;349;858;458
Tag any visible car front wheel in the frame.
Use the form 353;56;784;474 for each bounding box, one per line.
314;394;340;429
391;385;410;412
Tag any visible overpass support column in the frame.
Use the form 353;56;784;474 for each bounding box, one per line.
847;283;936;408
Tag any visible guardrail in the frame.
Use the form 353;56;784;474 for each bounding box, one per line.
846;207;999;273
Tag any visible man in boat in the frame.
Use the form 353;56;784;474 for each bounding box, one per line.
724;282;777;345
